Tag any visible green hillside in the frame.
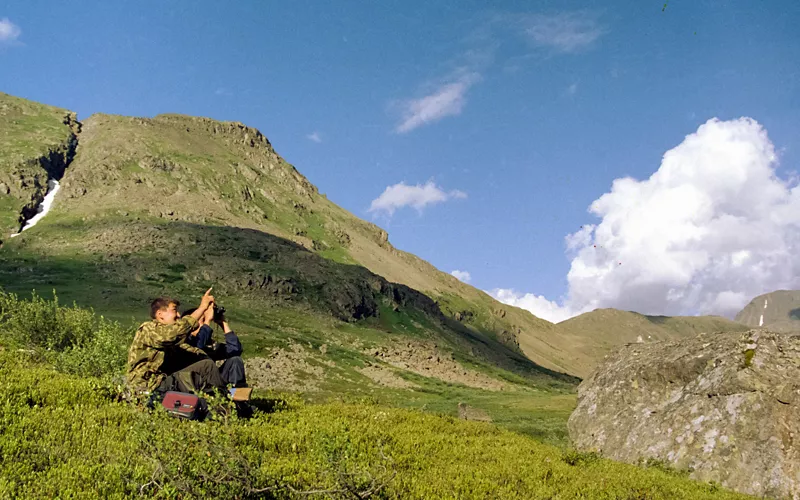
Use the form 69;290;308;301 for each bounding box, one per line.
0;93;626;381
0;92;582;437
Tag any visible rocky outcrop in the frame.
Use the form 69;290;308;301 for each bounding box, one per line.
7;113;80;234
568;330;800;498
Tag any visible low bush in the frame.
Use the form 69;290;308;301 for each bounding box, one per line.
0;289;128;377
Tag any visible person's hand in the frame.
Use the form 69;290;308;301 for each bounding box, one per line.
204;304;215;324
199;287;214;310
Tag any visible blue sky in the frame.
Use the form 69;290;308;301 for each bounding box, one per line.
2;1;799;321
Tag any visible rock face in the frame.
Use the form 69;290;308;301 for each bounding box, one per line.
568;330;800;499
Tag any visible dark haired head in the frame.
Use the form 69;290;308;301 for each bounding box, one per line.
150;297;180;319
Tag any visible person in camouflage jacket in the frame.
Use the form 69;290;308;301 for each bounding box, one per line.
127;288;226;396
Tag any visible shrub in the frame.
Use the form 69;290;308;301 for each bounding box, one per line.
0;289;129;377
53;319;129;377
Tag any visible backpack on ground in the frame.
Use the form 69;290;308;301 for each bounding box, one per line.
161;391;208;420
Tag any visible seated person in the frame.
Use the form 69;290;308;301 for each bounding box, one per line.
127;288;227;398
182;305;247;388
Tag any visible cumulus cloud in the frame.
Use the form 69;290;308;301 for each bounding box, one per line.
369;180;467;216
493;117;800;322
451;270;472;283
489;289;582;323
522;12;605;53
0;18;21;44
394;73;480;133
307;131;322;143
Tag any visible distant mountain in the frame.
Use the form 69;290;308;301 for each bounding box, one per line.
735;290;800;332
553;308;749;377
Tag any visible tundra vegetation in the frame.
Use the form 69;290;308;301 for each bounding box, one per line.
0;290;749;499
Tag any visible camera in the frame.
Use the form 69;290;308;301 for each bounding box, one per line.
212;303;226;322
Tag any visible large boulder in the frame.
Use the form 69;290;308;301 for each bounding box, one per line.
568;330;800;499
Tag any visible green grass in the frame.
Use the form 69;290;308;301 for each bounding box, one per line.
0;93;72;162
0;354;749;499
0;287;747;497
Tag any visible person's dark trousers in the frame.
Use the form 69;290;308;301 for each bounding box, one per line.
220;356;247;387
160;358;227;396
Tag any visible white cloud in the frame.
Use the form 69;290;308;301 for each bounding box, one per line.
567;83;578;95
493;117;800;322
522;12;604;53
0;18;21;44
307;131;322;143
488;288;583;323
451;270;472;283
368;180;467;216
394;72;480;134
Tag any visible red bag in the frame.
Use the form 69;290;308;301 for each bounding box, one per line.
161;391;207;420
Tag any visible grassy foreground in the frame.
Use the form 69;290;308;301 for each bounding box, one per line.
0;294;748;498
0;356;749;500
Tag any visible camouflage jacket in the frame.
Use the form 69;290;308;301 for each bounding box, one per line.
127;316;207;393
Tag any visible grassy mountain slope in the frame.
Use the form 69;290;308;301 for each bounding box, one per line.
735;290;800;332
554;309;750;377
1;94;585;442
0;102;579;375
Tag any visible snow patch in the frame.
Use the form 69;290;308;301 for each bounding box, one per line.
10;179;60;237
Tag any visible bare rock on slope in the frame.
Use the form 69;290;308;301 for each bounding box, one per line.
568;330;800;499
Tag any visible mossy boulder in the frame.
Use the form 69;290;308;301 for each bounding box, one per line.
569;330;800;498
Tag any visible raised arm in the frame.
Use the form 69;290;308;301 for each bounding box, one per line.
220;321;243;356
